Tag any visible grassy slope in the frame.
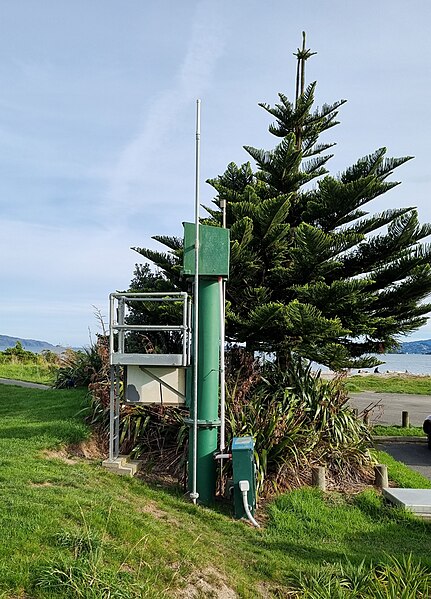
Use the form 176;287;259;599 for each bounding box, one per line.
0;362;55;385
2;385;431;597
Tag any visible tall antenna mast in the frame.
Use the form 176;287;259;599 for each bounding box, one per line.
190;99;201;504
294;31;316;150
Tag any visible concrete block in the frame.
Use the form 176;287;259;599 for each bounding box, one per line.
102;455;142;477
383;488;431;516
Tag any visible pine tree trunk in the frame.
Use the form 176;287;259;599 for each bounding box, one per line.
276;349;290;372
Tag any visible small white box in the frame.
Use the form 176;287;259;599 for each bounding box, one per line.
125;365;186;405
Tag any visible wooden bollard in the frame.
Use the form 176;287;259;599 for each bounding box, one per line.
311;466;326;491
353;408;359;418
402;411;410;428
374;464;389;489
363;411;370;426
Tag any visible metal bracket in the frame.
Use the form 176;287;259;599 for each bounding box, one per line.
184;418;221;429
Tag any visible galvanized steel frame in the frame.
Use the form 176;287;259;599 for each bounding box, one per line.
108;291;191;461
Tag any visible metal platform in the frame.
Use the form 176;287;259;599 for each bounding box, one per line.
383;488;431;517
111;353;185;366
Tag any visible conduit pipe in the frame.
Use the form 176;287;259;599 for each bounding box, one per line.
219;275;226;452
190;99;201;505
239;480;260;528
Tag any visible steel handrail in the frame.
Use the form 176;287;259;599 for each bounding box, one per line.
109;292;191;367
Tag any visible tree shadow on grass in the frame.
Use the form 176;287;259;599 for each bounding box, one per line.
261;490;431;573
0;421;89;445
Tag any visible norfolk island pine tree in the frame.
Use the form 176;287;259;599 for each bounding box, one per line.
130;33;431;370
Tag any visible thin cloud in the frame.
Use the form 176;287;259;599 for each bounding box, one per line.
107;0;228;223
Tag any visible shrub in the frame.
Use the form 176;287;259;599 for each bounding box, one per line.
226;351;373;494
0;341;38;363
54;343;105;389
85;341;373;495
287;554;431;598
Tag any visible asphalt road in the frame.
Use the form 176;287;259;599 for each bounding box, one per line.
349;391;431;480
349;391;431;427
379;441;431;481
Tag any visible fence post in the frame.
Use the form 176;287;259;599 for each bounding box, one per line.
374;464;389;489
311;466;326;491
402;411;410;428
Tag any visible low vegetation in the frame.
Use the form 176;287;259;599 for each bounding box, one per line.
225;353;373;493
0;342;58;384
86;342;374;495
346;374;431;395
2;382;431;598
372;424;424;437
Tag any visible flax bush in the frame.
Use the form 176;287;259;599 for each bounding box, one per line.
85;340;373;494
287;554;431;598
226;350;373;494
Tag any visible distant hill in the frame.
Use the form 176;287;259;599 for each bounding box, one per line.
391;339;431;354
0;335;68;354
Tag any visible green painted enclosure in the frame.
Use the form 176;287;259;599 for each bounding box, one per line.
182;222;230;276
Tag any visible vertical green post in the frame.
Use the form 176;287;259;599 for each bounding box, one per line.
188;278;220;505
183;222;229;506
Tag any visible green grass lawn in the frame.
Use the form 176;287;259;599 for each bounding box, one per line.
373;424;424;437
346;374;431;395
0;362;55;385
2;384;431;597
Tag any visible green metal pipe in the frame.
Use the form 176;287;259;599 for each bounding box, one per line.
188;277;221;505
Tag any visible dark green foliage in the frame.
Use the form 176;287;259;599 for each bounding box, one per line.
131;41;431;369
124;263;185;355
225;351;372;493
54;343;104;389
0;341;38;363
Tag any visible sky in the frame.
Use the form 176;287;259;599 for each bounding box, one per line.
1;0;431;347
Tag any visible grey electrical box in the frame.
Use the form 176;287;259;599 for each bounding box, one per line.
125;365;186;405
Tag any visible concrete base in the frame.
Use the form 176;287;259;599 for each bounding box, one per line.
383;488;431;518
102;455;142;477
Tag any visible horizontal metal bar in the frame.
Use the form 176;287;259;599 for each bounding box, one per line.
110;292;187;300
112;324;187;331
111;353;186;366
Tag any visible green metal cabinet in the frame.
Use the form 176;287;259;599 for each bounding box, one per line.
232;436;257;519
182;222;230;276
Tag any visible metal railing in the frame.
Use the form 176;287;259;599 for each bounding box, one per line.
109;291;191;367
108;291;191;461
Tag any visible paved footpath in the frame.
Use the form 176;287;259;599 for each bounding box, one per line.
0;378;50;390
378;441;431;480
349;392;431;427
349;391;431;480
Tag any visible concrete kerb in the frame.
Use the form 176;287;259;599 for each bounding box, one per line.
373;436;427;443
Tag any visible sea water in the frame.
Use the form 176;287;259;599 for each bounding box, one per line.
317;354;431;375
